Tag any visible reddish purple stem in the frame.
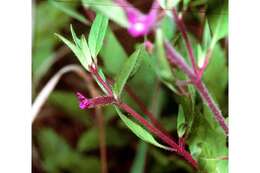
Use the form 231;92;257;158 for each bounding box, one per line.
164;40;228;135
172;9;198;74
89;65;114;96
116;102;198;169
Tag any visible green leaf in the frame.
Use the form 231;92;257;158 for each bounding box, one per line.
183;0;191;9
203;43;228;113
99;28;127;76
197;44;205;68
55;33;85;66
70;25;81;47
49;0;88;24
113;46;144;98
88;13;109;61
82;0;129;27
55;28;93;71
151;29;178;93
32;1;71;85
160;15;176;40
203;19;212;50
177;105;186;137
208;0;228;44
81;35;92;66
130;141;148;173
115;107;171;150
187;105;228;173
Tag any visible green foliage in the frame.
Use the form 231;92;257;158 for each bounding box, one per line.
88;14;109;61
100;28;128;76
177;105;186;138
32;1;71;84
151;29;178;93
48;0;88;24
82;0;129;27
160;15;176;40
187;105;228;173
203;43;228;112
183;0;191;9
114;107;171;151
37;128;101;173
208;0;228;44
55;26;92;70
130;141;148;173
203;19;212;50
113;46;145;98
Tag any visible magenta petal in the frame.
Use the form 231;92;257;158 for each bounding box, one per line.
127;11;156;37
75;92;91;109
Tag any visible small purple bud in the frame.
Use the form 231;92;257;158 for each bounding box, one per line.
76;92;91;109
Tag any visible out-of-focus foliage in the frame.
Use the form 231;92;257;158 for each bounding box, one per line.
32;1;71;84
33;0;228;172
37;128;101;173
82;0;129;27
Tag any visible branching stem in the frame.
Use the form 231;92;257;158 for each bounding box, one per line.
116;102;198;169
86;66;199;169
164;40;228;135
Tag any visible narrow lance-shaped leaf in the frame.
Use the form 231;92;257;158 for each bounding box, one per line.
177;105;186;138
113;46;144;98
80;35;92;67
115;107;172;151
208;1;228;44
55;27;93;71
203;19;212;50
70;25;81;47
88;13;109;62
55;33;86;68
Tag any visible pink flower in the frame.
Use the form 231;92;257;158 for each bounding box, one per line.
115;0;159;37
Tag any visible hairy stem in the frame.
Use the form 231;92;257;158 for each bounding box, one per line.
172;8;198;74
107;77;171;138
164;40;228;135
116;102;198;169
87;66;198;168
124;84;173;138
